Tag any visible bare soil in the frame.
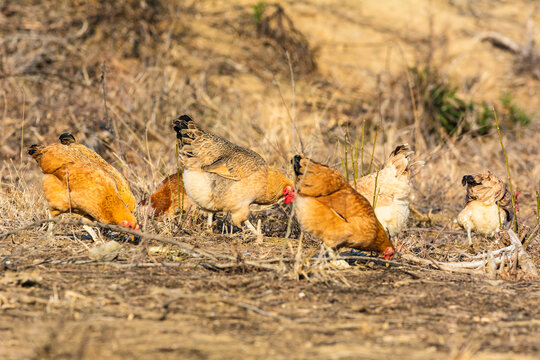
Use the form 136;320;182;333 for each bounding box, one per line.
1;226;539;360
1;0;540;359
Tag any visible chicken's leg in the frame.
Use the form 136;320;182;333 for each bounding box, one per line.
46;210;55;239
83;225;102;243
323;244;350;269
254;219;263;243
207;212;214;229
466;226;473;246
245;219;262;237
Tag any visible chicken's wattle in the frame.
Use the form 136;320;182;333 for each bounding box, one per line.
283;186;295;204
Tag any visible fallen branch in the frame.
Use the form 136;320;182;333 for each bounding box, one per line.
469;244;515;259
479;27;539;79
480;32;520;53
402;230;539;278
401;254;484;275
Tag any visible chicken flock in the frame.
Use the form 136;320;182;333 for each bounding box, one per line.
28;115;519;261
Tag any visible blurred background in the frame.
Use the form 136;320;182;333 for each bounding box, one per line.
1;0;539;230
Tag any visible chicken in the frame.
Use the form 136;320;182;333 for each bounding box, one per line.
28;143;139;230
141;173;195;216
352;144;423;237
291;155;395;260
457;170;514;245
59;132;136;211
173;114;294;234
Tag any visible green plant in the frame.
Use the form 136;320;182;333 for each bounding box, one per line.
252;1;267;25
500;92;532;127
359;119;366;178
337;120;380;205
475;101;495;135
410;66;474;137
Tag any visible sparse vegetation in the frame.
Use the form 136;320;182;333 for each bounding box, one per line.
1;1;539;359
411;66;473;137
500;91;532;127
252;1;267;25
409;67;532;141
252;3;317;75
494;108;518;232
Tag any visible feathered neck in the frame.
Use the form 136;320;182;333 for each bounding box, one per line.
256;168;293;205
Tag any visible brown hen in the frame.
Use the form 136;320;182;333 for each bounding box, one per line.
173;115;294;234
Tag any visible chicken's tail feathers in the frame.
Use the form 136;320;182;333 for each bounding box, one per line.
173;114;202;143
173;115;206;160
173;115;193;134
463;170;508;205
59;132;77;145
386;143;424;178
462;174;481;187
139;197;149;206
292;154;305;177
27;144;44;159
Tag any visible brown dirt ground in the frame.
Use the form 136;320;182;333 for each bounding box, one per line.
1;0;540;359
1;225;539;360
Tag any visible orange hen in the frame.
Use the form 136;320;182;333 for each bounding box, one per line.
28;142;139;230
142;173;195;216
59;133;136;211
291;155;395;260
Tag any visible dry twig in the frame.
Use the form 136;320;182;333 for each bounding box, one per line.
402;229;538;278
0;218;280;271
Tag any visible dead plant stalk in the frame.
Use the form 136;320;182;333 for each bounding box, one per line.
493;108;518;231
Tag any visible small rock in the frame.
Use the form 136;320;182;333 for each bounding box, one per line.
88;241;122;262
331;259;351;269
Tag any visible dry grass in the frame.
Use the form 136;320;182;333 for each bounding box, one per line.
1;0;540;359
